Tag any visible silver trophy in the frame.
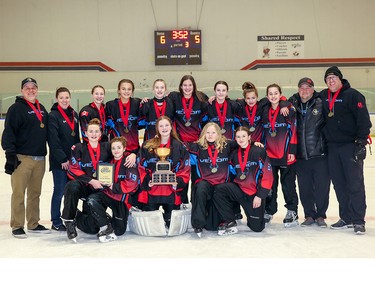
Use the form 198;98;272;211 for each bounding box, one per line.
151;147;177;187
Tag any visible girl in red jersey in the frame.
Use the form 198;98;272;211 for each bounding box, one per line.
138;79;175;141
168;75;208;203
259;83;298;227
106;79;141;166
187;122;237;237
84;136;140;242
204;80;241;140
61;118;112;242
137;116;190;227
79;85;108;141
213;126;273;235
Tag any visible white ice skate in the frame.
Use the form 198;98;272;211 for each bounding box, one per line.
283;210;299;228
218;221;238;236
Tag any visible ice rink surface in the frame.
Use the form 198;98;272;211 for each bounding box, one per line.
0;151;374;279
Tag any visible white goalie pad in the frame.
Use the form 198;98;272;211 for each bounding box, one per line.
167;204;192;236
128;209;167;237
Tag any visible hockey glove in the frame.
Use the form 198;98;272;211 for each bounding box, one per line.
354;140;367;161
5;153;21;175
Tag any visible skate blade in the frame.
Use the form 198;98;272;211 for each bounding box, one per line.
196;232;202;238
218;228;238;236
284;221;299;228
99;234;118;243
70;238;77;243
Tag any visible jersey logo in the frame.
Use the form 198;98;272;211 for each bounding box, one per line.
81;111;88;116
358;102;363;108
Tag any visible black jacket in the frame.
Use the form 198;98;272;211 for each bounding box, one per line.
2;96;48;156
48;102;81;170
289;91;327;160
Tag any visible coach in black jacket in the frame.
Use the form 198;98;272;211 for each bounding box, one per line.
288;77;330;228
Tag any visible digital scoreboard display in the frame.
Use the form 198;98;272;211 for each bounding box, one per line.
154;30;202;65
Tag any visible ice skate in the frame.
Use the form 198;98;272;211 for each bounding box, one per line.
97;223;117;243
194;228;202;238
218;221;238;236
264;213;273;224
64;220;77;243
283;210;299;228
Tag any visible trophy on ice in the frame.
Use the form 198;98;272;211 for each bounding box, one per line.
151;147;177;188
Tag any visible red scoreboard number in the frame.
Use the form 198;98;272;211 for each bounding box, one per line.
155;30;202;65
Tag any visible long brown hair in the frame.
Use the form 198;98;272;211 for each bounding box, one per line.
178;75;207;102
143;116;181;153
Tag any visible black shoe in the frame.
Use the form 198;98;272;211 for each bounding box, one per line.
12;228;27;239
28;224;51;233
330;219;353;230
354;224;366;235
234;213;243;220
65;220;77;241
52;224;67;231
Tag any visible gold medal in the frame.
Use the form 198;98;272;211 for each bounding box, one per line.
240;174;246;180
185;121;191;127
250;127;255;132
124;128;129;133
221;128;226;134
211;167;218;173
93;172;97;178
40;123;45;128
328;112;334;118
271;131;277;137
71;131;75;136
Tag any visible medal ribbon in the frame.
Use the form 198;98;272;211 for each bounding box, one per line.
91;102;106;129
87;143;101;173
160;137;171;148
153;99;166;119
112;157;123;183
238;144;251;174
215;100;228;128
207;144;219;168
182;96;194;122
57;105;75;132
25;99;43;125
328;87;343;112
118;99;130;128
246;104;258;127
268;105;280;132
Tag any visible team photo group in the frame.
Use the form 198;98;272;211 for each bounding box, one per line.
1;65;371;243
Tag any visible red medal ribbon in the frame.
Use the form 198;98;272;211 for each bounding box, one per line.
118;99;130;128
87;143;101;173
160;137;171;148
328;87;343;112
238;144;251;173
91;102;106;129
57;105;75;132
268;105;280;132
246;104;258;127
215;100;228;128
182;96;194;122
25;99;44;124
153;99;166;119
112;157;123;183
207;144;219;167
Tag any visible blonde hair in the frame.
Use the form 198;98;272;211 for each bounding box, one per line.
196;122;227;152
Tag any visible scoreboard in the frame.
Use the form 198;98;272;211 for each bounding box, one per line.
154;30;202;65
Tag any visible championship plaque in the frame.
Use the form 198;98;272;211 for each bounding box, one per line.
151;147;177;186
97;163;115;185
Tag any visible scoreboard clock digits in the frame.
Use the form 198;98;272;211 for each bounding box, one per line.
155;30;202;65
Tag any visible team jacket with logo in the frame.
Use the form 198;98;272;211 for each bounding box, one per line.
138;97;175;141
105;98;142;154
187;140;238;186
229;145;273;198
168;91;208;143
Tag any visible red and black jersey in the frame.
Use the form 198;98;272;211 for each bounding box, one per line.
67;141;112;183
229;145;273;198
79;102;108;141
102;155;140;204
259;104;297;166
187;140;238;185
138;138;191;205
138;97;175;141
105;98;141;154
203;99;241;140
168;91;208;143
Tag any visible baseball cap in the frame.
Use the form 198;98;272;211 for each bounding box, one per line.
298;77;314;88
21;77;38;89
